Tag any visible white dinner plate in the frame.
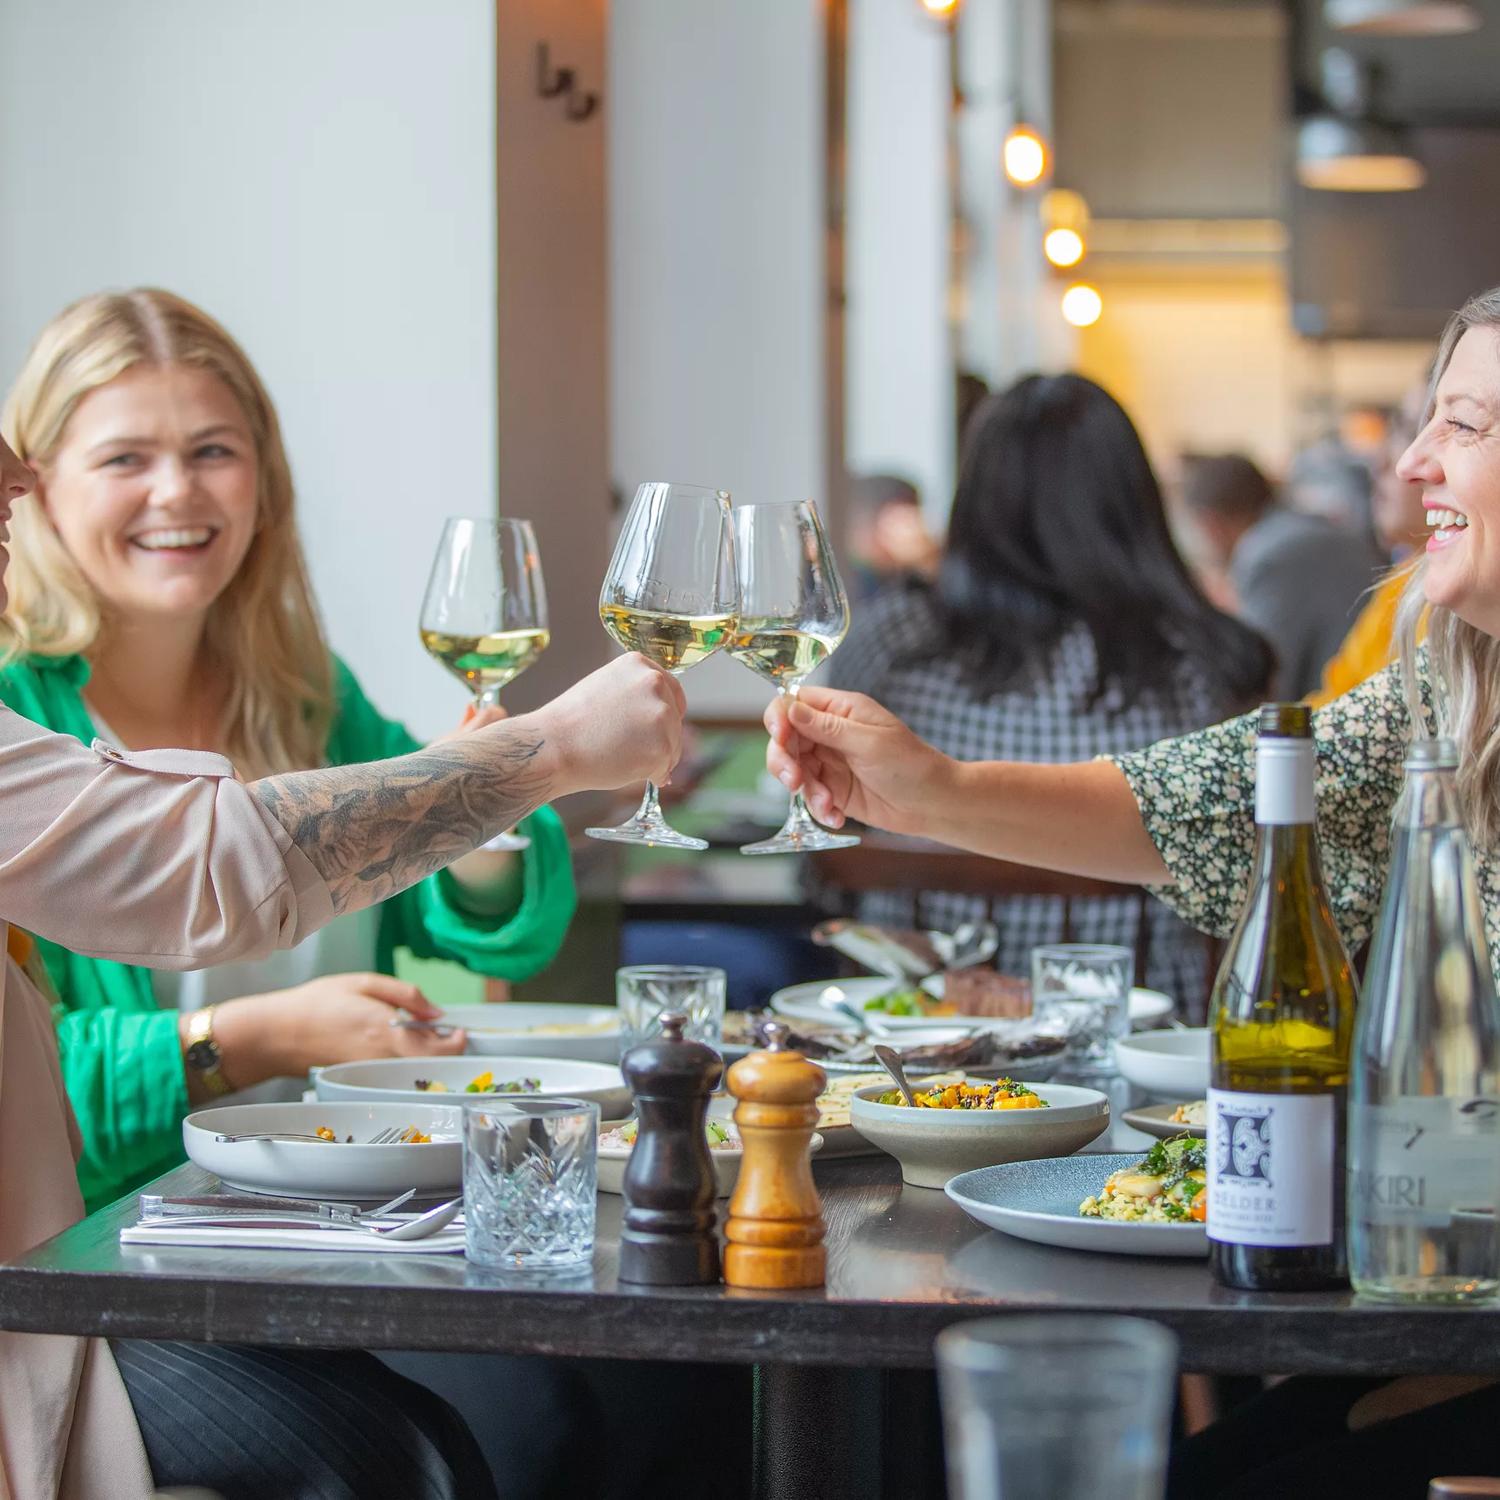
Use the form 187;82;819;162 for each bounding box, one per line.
434;1003;620;1063
769;978;1174;1032
313;1057;630;1119
945;1154;1207;1258
184;1102;462;1199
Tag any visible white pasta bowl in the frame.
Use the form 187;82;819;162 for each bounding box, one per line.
595;1119;824;1197
184;1101;462;1198
313;1056;631;1120
435;1003;621;1063
1113;1029;1210;1100
848;1081;1110;1189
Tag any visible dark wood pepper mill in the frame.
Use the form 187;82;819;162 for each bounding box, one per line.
618;1010;723;1286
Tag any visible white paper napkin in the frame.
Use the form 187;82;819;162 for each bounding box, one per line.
120;1222;466;1255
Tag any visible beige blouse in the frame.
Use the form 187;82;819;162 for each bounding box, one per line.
0;713;333;1500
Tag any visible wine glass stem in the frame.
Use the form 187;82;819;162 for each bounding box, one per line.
636;779;665;825
476;684;504;712
780;682;815;827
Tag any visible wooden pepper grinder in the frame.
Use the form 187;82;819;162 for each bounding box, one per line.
724;1020;827;1289
618;1010;722;1286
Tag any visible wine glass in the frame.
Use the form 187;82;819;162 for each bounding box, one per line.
728;500;859;855
585;482;736;851
420;516;549;852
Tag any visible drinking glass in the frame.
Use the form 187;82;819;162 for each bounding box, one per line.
420;516;549;852
617;964;727;1057
585;481;737;850
462;1097;598;1273
728;500;859;855
936;1315;1178;1500
1030;943;1134;1069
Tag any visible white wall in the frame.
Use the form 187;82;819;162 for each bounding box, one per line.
0;0;497;739
844;0;954;526
610;0;826;716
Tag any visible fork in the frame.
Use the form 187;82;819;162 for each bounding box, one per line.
213;1127;426;1145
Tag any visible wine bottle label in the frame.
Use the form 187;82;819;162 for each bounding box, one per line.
1255;739;1316;825
1350;1097;1500;1228
1207;1089;1335;1246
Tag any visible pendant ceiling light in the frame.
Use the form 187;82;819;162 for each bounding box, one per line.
1295;50;1425;192
1324;0;1479;35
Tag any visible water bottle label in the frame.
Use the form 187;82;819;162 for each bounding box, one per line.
1207;1089;1335;1246
1350;1097;1500;1228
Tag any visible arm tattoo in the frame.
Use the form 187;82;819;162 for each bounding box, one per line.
252;730;550;914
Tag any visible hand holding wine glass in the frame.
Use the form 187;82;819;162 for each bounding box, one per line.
586;482;736;850
420;516;549;851
729;500;859;854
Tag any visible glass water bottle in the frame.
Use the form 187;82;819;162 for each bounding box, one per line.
1349;738;1500;1303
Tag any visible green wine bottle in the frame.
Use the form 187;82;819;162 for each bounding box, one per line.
1208;704;1355;1291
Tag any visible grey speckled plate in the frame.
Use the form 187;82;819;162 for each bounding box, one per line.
945;1153;1208;1258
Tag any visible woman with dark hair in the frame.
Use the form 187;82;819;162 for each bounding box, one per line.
828;373;1272;998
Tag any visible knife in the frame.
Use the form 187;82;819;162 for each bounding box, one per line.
140;1189;409;1223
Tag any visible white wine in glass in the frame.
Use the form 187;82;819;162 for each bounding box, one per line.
420;516;549;853
585;481;737;851
729;501;859;855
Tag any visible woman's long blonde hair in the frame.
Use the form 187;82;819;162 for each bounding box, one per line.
0;289;333;777
1396;285;1500;846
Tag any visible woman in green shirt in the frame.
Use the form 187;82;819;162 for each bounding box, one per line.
1;288;577;1208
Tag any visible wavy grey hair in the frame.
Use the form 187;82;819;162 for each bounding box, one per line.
1396;285;1500;845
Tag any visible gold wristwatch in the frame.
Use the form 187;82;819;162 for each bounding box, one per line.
184;1006;231;1097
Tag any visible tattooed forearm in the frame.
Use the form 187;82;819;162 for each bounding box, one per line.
251;729;551;914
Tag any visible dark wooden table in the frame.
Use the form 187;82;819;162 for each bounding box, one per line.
6;1152;1500;1497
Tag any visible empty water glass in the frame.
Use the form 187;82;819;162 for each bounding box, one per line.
462;1097;598;1273
937;1315;1178;1500
1031;944;1133;1069
617;965;727;1056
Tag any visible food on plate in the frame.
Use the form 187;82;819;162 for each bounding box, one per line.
1079;1136;1205;1224
527;1018;616;1037
814;1072;957;1129
941;969;1033;1019
750;1014;1065;1076
862;987;956;1018
413;1071;541;1095
600;1118;739;1151
1169;1100;1207;1127
313;1124;432;1144
874;1077;1045;1111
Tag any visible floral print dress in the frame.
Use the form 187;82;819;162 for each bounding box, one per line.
1108;655;1479;980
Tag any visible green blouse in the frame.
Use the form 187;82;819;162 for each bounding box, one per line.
1109;657;1477;977
0;652;577;1209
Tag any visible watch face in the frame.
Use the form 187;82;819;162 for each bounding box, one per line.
185;1038;220;1072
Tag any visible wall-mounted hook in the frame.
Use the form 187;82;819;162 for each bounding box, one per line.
536;41;599;123
536;43;574;99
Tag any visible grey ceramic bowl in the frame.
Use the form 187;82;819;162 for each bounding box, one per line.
848;1081;1110;1189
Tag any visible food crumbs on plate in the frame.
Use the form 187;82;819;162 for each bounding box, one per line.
1079;1136;1205;1224
876;1077;1046;1111
398;1125;432;1144
315;1126;337;1142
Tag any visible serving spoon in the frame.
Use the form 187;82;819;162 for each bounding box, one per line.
873;1044;919;1108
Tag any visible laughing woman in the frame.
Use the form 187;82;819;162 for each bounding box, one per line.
1;289;577;1208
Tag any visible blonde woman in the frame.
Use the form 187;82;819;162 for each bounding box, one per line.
766;286;1500;1497
1;289;577;1209
0;422;685;1495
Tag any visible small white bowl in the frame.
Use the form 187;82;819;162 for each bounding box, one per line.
848;1081;1110;1189
1113;1029;1210;1100
184;1101;462;1198
313;1056;630;1120
437;1003;621;1063
596;1122;823;1197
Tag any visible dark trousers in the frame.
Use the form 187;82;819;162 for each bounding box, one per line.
112;1340;497;1500
1169;1376;1500;1500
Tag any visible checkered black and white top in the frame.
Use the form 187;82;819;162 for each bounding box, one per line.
825;584;1241;1005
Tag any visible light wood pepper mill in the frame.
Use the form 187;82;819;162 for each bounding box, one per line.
723;1019;827;1289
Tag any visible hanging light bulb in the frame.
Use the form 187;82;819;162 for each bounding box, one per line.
1061;283;1103;328
1044;227;1085;267
917;0;961;17
1325;0;1478;34
1003;125;1048;187
1296;51;1425;192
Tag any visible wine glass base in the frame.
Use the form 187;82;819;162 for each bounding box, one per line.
740;828;862;856
478;831;531;852
585;824;709;852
